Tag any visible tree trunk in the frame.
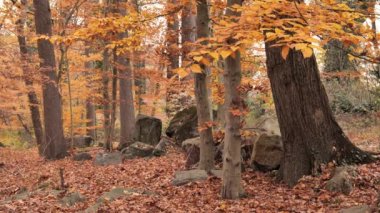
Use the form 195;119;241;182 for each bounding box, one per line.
166;0;180;78
324;39;356;72
16;0;44;151
221;0;243;200
196;0;215;171
181;0;196;63
110;49;118;143
265;43;374;186
115;0;136;149
33;0;67;159
102;49;112;150
85;49;96;139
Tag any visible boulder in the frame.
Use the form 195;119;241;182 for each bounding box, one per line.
172;170;222;186
250;134;283;172
94;152;123;166
60;192;86;207
122;142;154;159
72;152;92;161
134;115;162;146
182;137;201;169
152;138;169;156
166;106;198;145
67;135;94;148
339;205;371;213
0;142;5;147
326;166;355;195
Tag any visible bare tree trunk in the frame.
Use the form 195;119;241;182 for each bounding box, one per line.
115;0;136;149
85;49;96;139
265;41;374;187
33;0;67;159
16;0;44;151
221;0;243;199
196;0;214;171
102;49;112;151
110;49;118;142
166;0;180;78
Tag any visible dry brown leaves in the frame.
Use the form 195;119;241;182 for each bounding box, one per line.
0;146;379;212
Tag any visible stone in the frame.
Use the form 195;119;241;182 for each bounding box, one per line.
94;152;123;166
122;142;154;159
166;106;199;145
134;115;162;146
152;138;168;156
172;170;208;186
326;166;354;195
67;135;94;148
250;134;283;172
182;137;201;169
339;205;371;213
72;152;92;161
0;142;5;147
60;192;86;207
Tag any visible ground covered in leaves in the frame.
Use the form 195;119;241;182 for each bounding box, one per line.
0;114;379;212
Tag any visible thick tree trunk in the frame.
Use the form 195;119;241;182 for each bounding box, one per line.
110;49;118;142
324;39;356;72
196;0;215;171
265;43;374;186
102;49;112;150
33;0;67;159
181;1;196;62
85;50;96;139
116;0;136;149
17;0;44;151
221;0;243;199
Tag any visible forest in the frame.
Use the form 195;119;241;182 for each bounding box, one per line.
0;0;379;212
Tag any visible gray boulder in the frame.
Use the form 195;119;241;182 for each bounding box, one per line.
166;106;199;145
172;170;222;186
250;134;283;171
339;205;371;213
72;152;92;161
94;152;123;166
326;166;355;195
60;192;86;207
152;138;169;156
122;142;155;159
134;115;162;146
182;137;201;169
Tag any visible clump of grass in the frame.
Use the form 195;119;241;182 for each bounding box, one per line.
0;130;34;149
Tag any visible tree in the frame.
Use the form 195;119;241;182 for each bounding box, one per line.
195;0;215;171
115;0;136;149
221;0;244;199
33;0;67;159
16;0;44;151
165;0;180;78
265;22;374;187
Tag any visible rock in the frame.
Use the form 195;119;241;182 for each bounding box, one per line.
250;134;283;172
94;152;123;166
122;142;154;159
0;142;5;147
326;166;354;195
60;192;86;207
67;135;94;148
339;205;371;213
182;137;201;169
3;188;29;202
72;152;92;161
172;170;208;186
166;106;199;145
134;115;162;146
153;138;168;156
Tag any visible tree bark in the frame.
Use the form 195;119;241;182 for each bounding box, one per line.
102;49;112;150
196;0;215;171
265;42;374;186
115;0;136;149
17;0;44;151
85;49;96;139
33;0;67;159
221;0;243;200
324;39;356;72
166;0;180;78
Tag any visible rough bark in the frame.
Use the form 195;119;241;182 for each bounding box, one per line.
265;43;374;186
181;0;196;62
33;0;67;159
17;0;44;150
196;0;215;171
324;39;356;72
166;0;180;78
85;49;96;139
102;49;112;150
115;0;136;149
221;0;243;199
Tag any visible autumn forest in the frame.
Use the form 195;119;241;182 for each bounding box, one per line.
0;0;379;212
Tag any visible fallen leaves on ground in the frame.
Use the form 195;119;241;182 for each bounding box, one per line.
0;145;379;212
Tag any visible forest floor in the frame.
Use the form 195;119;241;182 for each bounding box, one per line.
0;113;379;212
